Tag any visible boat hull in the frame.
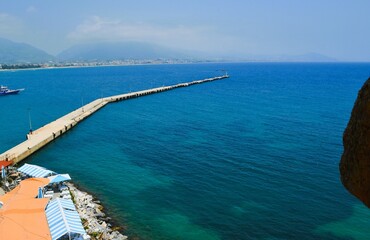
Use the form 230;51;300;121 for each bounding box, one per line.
0;89;21;96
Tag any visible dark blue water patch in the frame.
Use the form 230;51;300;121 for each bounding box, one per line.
2;63;370;239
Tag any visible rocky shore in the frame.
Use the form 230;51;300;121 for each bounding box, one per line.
340;77;370;208
67;183;128;240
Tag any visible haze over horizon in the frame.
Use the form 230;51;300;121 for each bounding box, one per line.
1;0;370;61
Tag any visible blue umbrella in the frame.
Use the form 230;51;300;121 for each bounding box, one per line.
1;166;5;179
38;187;43;198
47;174;71;184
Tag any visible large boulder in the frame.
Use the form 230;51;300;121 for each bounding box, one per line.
340;77;370;207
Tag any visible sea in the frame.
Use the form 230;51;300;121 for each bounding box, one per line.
1;62;370;240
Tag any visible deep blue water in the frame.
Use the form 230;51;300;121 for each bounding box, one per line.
1;63;370;239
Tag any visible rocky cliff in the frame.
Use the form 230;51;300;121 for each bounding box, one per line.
340;77;370;207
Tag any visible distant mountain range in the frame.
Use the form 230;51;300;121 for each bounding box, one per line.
236;52;336;62
0;37;337;64
0;38;54;64
57;42;187;61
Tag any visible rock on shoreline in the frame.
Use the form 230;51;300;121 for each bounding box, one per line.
67;183;128;240
340;77;370;208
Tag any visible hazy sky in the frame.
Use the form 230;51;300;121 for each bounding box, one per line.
1;0;369;61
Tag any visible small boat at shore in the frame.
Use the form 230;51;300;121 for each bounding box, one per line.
0;85;24;96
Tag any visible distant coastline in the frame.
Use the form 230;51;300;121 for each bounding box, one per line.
0;59;354;73
0;59;224;72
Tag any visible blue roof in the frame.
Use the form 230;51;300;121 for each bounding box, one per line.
18;163;55;178
46;198;86;240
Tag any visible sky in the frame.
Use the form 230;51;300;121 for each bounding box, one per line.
0;0;370;61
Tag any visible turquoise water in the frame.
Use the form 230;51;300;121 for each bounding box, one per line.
1;63;370;239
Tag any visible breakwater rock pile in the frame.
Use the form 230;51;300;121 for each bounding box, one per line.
67;183;128;240
340;77;370;208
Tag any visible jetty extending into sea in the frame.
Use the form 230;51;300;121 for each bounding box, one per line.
0;75;228;164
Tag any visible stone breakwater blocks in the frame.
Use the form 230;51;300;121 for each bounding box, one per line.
67;184;128;240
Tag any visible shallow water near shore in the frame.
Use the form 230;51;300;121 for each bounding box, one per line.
1;63;370;239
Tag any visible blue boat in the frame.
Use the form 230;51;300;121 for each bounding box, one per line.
0;85;24;95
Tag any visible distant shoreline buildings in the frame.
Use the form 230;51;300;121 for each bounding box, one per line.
0;59;225;70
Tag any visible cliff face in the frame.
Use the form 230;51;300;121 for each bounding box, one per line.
340;77;370;207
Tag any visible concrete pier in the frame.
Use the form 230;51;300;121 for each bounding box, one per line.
0;75;229;164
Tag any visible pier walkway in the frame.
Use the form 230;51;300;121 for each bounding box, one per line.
0;75;228;164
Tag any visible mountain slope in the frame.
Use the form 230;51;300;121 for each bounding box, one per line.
0;38;54;64
229;52;337;62
276;52;336;62
57;42;187;61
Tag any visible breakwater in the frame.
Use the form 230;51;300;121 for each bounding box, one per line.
0;75;228;164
